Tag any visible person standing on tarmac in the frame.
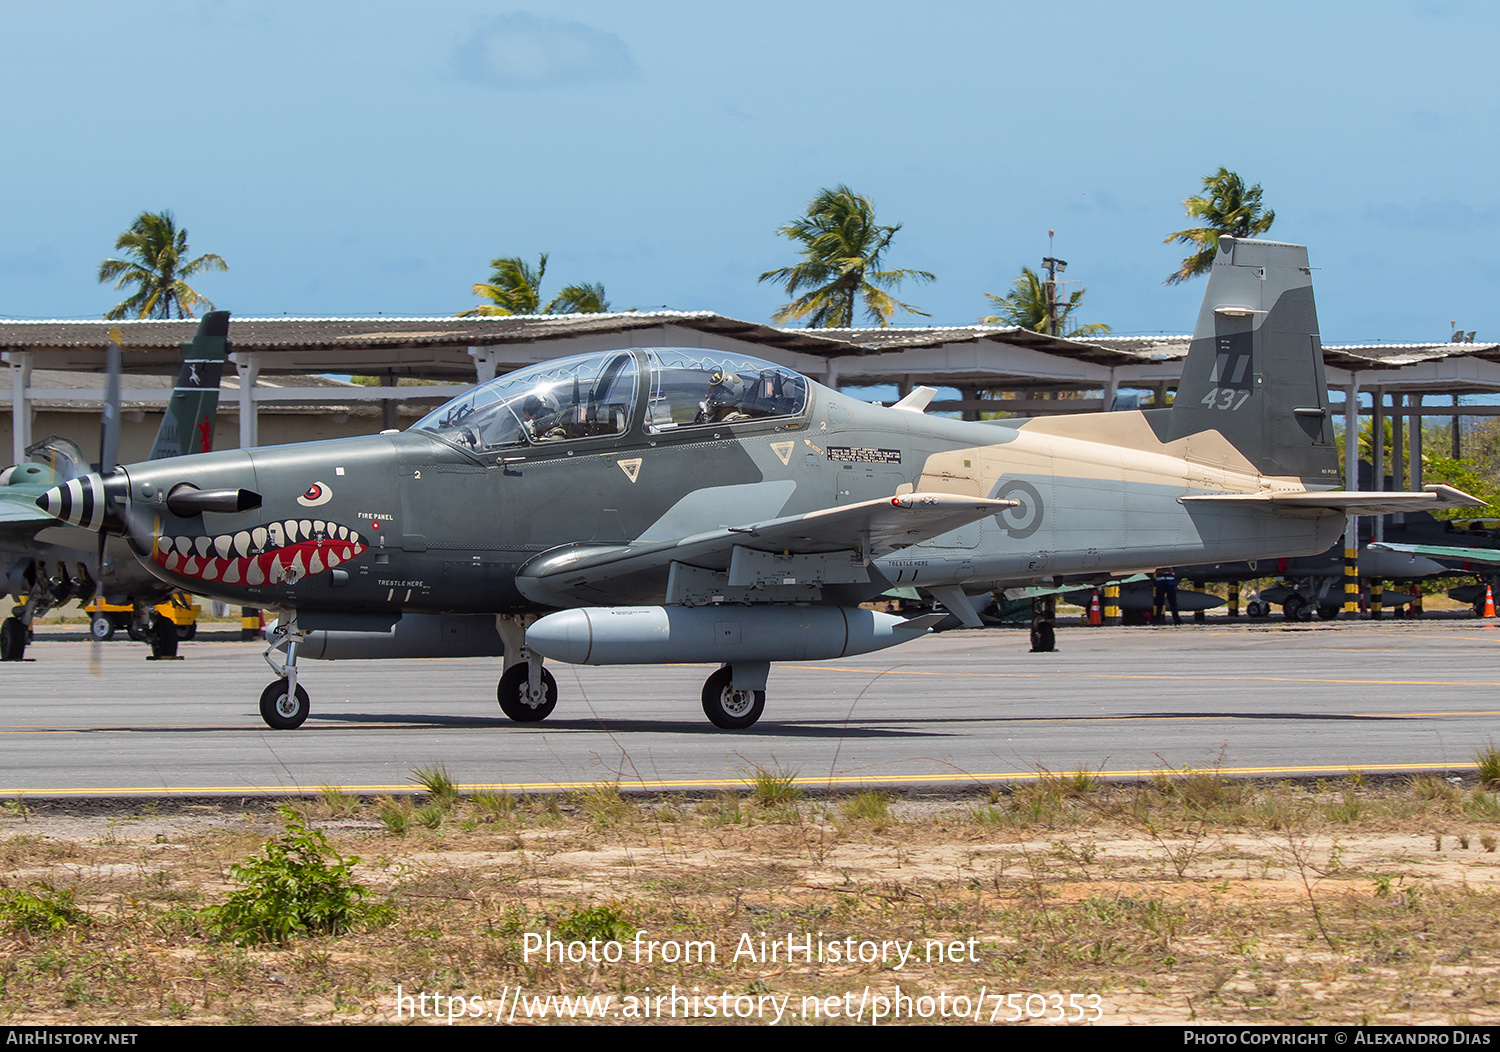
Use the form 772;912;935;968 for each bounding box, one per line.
1153;567;1182;625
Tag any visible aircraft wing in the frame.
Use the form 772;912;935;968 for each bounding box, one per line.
1368;541;1500;567
516;492;1015;607
0;499;57;525
1181;484;1484;516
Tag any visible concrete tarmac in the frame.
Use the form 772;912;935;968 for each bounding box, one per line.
2;618;1499;796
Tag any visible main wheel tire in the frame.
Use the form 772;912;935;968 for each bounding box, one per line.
150;615;179;658
179;622;197;641
1030;619;1056;652
1282;595;1307;622
126;620;146;642
90;615;115;642
259;680;310;730
701;666;765;730
0;617;25;661
497;663;558;722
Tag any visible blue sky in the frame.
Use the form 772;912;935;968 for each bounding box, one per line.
1;1;1494;344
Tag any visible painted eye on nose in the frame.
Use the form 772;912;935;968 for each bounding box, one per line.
297;482;332;507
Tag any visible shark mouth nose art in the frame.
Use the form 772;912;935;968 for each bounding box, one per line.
153;519;366;585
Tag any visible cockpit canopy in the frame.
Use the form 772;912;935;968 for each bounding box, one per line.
413;349;809;453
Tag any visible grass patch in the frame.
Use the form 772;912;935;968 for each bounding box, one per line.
411;764;459;809
747;765;801;807
0;882;88;934
202;807;389;946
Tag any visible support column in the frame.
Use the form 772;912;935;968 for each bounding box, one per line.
468;346;502;384
1453;393;1462;460
381;373;398;432
1391;393;1404;528
1228;580;1240;619
1101;370;1118;413
1372;389;1386;543
1102;583;1120;626
7;352;32;465
1409;392;1423;490
232;352;260;450
1343;379;1361;616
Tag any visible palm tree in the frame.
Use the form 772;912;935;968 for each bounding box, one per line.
759;185;934;328
982;267;1110;338
1163;168;1276;285
547;282;610;314
460;254;610;316
463;254;548;316
97;211;227;319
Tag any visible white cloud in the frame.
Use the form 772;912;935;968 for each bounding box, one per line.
453;12;638;90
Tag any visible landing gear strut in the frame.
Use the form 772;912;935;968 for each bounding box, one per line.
260;610;309;729
148;613;180;659
1030;597;1056;653
495;614;556;724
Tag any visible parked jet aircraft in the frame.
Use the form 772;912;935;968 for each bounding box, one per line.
42;239;1482;729
1182;539;1446;621
1370;534;1500;615
1;313;227;660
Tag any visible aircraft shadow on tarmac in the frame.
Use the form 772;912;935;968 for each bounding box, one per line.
298;712;948;738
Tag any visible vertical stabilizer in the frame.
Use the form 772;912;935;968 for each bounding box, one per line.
148;311;228;461
1161;238;1338;485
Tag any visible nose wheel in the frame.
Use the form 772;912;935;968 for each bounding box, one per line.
260;681;310;730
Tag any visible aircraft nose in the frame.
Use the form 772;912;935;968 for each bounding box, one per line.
36;472;127;532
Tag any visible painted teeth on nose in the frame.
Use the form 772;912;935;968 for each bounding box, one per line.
222;561;240;584
267;522;284;547
246;559;265;586
337;525;348;540
174;537;193;556
213;535;232;559
233;531;251;558
252;526;267;550
298;519;312;539
195;537;212;558
313;520;325;536
284;520;300;543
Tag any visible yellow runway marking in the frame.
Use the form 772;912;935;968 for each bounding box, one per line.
2;761;1485;797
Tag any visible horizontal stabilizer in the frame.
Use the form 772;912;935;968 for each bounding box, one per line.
1181;484;1484;516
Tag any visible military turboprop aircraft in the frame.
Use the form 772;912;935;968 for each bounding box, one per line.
1;313;227;660
41;239;1483;729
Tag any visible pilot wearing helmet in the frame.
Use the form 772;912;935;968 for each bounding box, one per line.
520;393;566;441
695;367;749;424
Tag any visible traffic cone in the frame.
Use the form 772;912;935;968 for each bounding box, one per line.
1485;585;1495;618
1088;590;1102;626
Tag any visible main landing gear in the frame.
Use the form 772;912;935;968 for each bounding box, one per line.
495;615;557;723
492;616;771;729
701;666;765;729
259;610;309;729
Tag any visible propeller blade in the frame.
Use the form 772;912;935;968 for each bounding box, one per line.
91;327;123;677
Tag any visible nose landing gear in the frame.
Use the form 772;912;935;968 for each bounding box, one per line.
260;610;309;729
